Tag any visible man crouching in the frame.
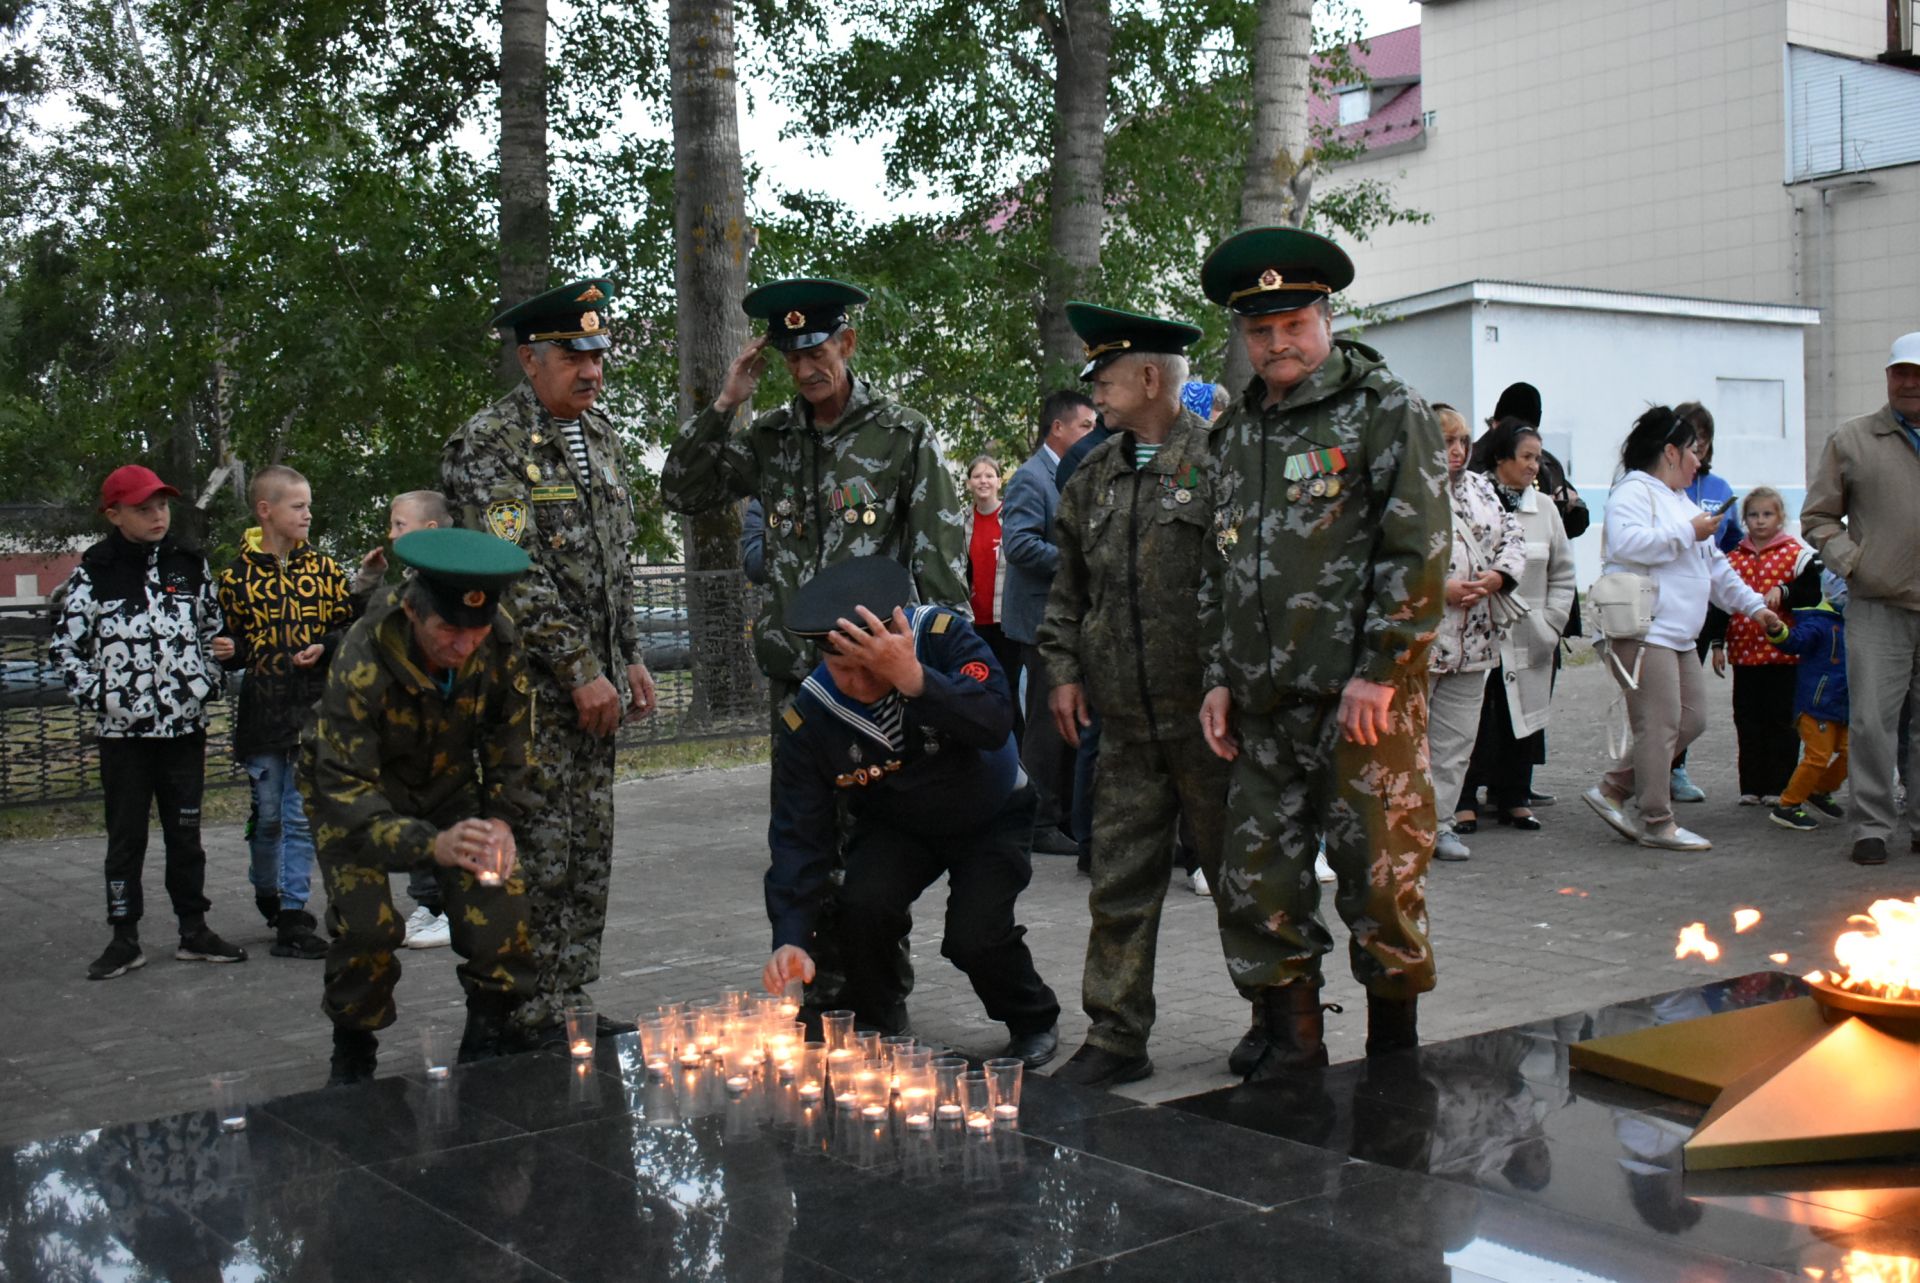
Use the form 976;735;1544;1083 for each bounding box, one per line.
302;528;541;1085
761;556;1061;1069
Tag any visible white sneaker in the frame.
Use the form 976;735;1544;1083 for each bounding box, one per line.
1640;824;1712;852
403;906;451;949
1188;868;1212;897
1314;849;1337;883
1738;794;1762;807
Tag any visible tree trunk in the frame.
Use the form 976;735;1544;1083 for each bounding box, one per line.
497;0;549;386
670;0;759;728
1226;0;1315;390
1037;0;1112;393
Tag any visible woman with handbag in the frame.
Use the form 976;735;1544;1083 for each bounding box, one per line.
1426;406;1527;861
1461;424;1576;832
1584;407;1782;851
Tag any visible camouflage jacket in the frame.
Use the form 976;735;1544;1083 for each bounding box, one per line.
441;380;642;701
1198;340;1448;710
1038;407;1221;744
660;375;970;683
301;587;540;873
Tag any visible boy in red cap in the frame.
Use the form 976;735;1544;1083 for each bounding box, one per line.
50;465;248;979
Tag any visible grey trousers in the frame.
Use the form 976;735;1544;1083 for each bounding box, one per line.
1602;641;1707;829
1845;598;1920;843
1427;669;1491;832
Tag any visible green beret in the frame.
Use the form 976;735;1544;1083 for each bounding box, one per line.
394;528;530;628
1200;227;1354;316
787;556;913;641
492;279;615;351
742;278;870;353
1064;301;1204;380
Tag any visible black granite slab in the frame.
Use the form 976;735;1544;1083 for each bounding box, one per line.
10;972;1920;1280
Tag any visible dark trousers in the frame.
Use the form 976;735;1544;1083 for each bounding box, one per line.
99;733;212;928
975;622;1025;742
1732;664;1800;797
839;788;1060;1036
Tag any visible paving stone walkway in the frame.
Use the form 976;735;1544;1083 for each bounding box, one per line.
4;658;1914;1146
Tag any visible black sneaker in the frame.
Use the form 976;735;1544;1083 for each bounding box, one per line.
176;926;247;963
1770;804;1818;832
270;909;327;960
87;935;146;980
1853;837;1889;866
1806;794;1845;819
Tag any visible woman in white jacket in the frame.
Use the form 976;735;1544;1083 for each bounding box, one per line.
1584;407;1781;851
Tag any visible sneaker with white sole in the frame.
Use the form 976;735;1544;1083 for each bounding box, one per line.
1314;850;1337;883
1433;831;1471;862
1187;868;1212;897
1582;787;1641;842
403;905;452;949
1639;824;1712;852
1669;767;1706;803
1738;794;1763;807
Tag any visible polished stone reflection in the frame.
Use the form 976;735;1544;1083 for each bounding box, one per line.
5;976;1919;1280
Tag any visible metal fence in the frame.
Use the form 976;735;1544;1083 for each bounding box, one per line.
0;567;768;808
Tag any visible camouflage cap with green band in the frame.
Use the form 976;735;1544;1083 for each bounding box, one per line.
1065;301;1204;380
394;527;530;627
742;278;870;353
492;278;615;351
1201;227;1355;316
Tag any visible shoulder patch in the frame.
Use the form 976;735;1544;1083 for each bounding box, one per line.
781;702;804;732
485;500;529;544
930;613;952;635
960;660;990;683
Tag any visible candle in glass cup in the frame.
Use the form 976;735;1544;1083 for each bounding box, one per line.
898;1058;936;1131
984;1057;1024;1126
726;1073;752;1095
962;1069;993;1133
475;841;504;887
563;1004;597;1062
933;1056;967;1122
821;1010;856;1055
856;1058;889;1121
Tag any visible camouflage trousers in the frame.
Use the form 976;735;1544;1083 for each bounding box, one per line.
320;856;533;1032
1081;733;1232;1057
512;699;618;1032
1217;691;1436;1000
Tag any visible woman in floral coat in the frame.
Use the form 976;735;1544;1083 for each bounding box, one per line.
1426;406;1527;861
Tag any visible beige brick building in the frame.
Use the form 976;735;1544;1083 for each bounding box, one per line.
1333;0;1920;466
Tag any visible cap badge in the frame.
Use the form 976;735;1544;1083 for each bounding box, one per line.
784;309;807;330
580;310;600;332
463;590;487;608
1259;268;1282;288
575;285;605;303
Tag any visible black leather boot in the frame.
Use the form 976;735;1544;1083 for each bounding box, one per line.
327;1028;378;1087
459;1001;513;1064
1365;992;1418;1058
272;909;328;960
1226;999;1267;1077
1243;981;1333;1081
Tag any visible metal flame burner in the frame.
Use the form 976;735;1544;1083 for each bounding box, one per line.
1809;974;1920;1027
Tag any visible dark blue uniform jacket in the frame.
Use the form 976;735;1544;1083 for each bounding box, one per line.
765;606;1018;951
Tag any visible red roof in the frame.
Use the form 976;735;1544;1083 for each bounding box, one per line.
1310;24;1423;154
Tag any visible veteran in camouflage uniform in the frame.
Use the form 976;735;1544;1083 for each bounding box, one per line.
1037;303;1234;1090
660;278;971;717
441;279;656;1042
302;529;541;1085
1195;228;1450;1077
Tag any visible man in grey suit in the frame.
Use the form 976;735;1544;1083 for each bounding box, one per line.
1002;390;1098;853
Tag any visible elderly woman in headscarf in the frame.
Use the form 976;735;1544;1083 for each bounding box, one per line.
1426;404;1527;862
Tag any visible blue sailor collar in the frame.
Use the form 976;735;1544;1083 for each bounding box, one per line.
799;604;941;752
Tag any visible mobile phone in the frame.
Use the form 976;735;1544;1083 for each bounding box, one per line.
1709;496;1737;517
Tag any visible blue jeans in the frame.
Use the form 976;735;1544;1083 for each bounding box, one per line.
245;750;314;911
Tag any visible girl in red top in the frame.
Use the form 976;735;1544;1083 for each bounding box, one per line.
962;454;1021;736
1711;486;1813;803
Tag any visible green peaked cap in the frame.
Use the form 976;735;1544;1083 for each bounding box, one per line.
1065;302;1204;380
1200;227;1354;316
741;278;870;352
492;279;616;351
394;528;530;628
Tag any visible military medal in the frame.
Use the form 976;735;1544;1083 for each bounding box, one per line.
845;509;860;524
1175;487;1192;504
1324;478;1342;498
862;510;877;525
775;497;793;517
526;464;542;482
1309;477;1327;498
1161;495;1175;510
1283;446;1347;500
1286;483;1303;502
531;432;544;445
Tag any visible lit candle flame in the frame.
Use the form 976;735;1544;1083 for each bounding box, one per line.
1770;952;1790;965
1557;887;1589;897
1733;908;1762;933
1676;922;1722;962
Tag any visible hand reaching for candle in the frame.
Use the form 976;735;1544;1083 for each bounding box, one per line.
481;818;517;879
432;818;499;874
763;945;816;998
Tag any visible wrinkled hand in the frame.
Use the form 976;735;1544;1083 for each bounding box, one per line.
1711;646;1728;678
1200;686;1238;761
1751;607;1783;636
828;606;924;696
1338;677;1397;746
482;818;518;880
763;945;816;997
1050;682;1092;748
715;335;771;415
625;662;657;721
290;643;325;668
1690;511;1722;541
209;636;235;662
572;674;621;737
432;818;499;874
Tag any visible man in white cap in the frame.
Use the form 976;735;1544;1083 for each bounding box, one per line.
1800;332;1920;866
